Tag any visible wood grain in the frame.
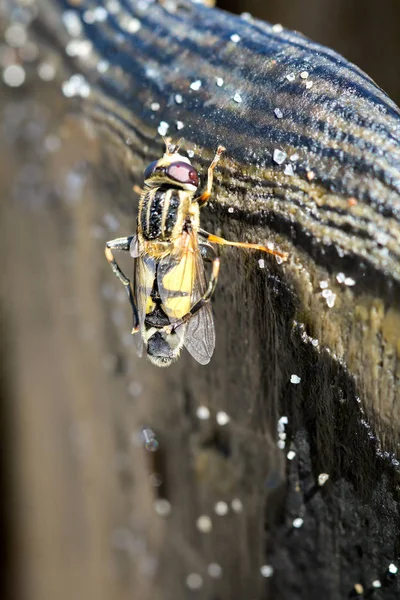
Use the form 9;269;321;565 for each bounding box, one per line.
1;1;399;599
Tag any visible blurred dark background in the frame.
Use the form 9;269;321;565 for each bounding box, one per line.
218;0;400;106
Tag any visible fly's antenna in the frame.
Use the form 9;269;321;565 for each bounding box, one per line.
174;137;183;153
163;136;181;155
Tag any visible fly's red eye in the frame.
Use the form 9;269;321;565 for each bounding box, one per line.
143;160;159;181
167;162;199;187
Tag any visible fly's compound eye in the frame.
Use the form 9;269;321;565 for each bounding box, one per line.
143;160;159;181
167;162;199;187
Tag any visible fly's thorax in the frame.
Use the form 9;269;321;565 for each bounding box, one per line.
138;187;195;242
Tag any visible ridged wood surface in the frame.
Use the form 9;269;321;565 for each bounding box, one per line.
1;1;399;599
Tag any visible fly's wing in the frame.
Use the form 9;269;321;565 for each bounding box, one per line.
129;235;140;258
157;231;215;365
184;256;215;365
132;246;156;358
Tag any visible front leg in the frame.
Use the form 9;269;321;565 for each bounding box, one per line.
194;145;225;207
105;236;139;332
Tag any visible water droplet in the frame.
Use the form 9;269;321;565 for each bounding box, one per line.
97;60;110;73
37;62;56;81
93;7;108;22
290;374;301;384
260;564;274;577
62;11;83;37
190;80;202;91
344;277;356;286
284;164;294;176
208;563;222;578
336;272;345;283
293;517;304;528
142;428;158;451
196;515;212;533
196;405;210;420
66;39;93;58
216;411;230;426
154;499;171;517
158;121;169;136
186;573;203;590
5;24;27;48
214;501;229;516
3;64;25;87
318;473;329;486
273;149;287;165
231;498;243;513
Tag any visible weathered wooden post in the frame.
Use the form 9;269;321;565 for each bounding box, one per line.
1;1;399;599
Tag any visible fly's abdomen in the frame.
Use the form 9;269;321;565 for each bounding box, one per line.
139;188;185;241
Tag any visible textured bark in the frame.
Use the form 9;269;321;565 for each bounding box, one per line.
1;1;399;600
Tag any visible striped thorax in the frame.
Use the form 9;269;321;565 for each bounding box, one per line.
137;143;200;258
138;186;200;257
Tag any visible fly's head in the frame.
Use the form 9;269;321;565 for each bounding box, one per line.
143;138;199;192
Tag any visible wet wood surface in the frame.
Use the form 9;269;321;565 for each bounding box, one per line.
1;1;399;599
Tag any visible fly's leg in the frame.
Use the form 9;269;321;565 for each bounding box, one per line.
164;244;220;334
198;228;288;261
105;236;139;333
199;241;216;263
195;145;225;207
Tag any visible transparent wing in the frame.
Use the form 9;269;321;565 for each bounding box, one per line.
184;296;215;365
133;249;156;358
157;231;215;365
129;234;140;258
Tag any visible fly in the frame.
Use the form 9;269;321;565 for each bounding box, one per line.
105;139;287;367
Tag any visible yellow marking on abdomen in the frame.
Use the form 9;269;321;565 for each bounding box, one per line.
161;253;194;319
